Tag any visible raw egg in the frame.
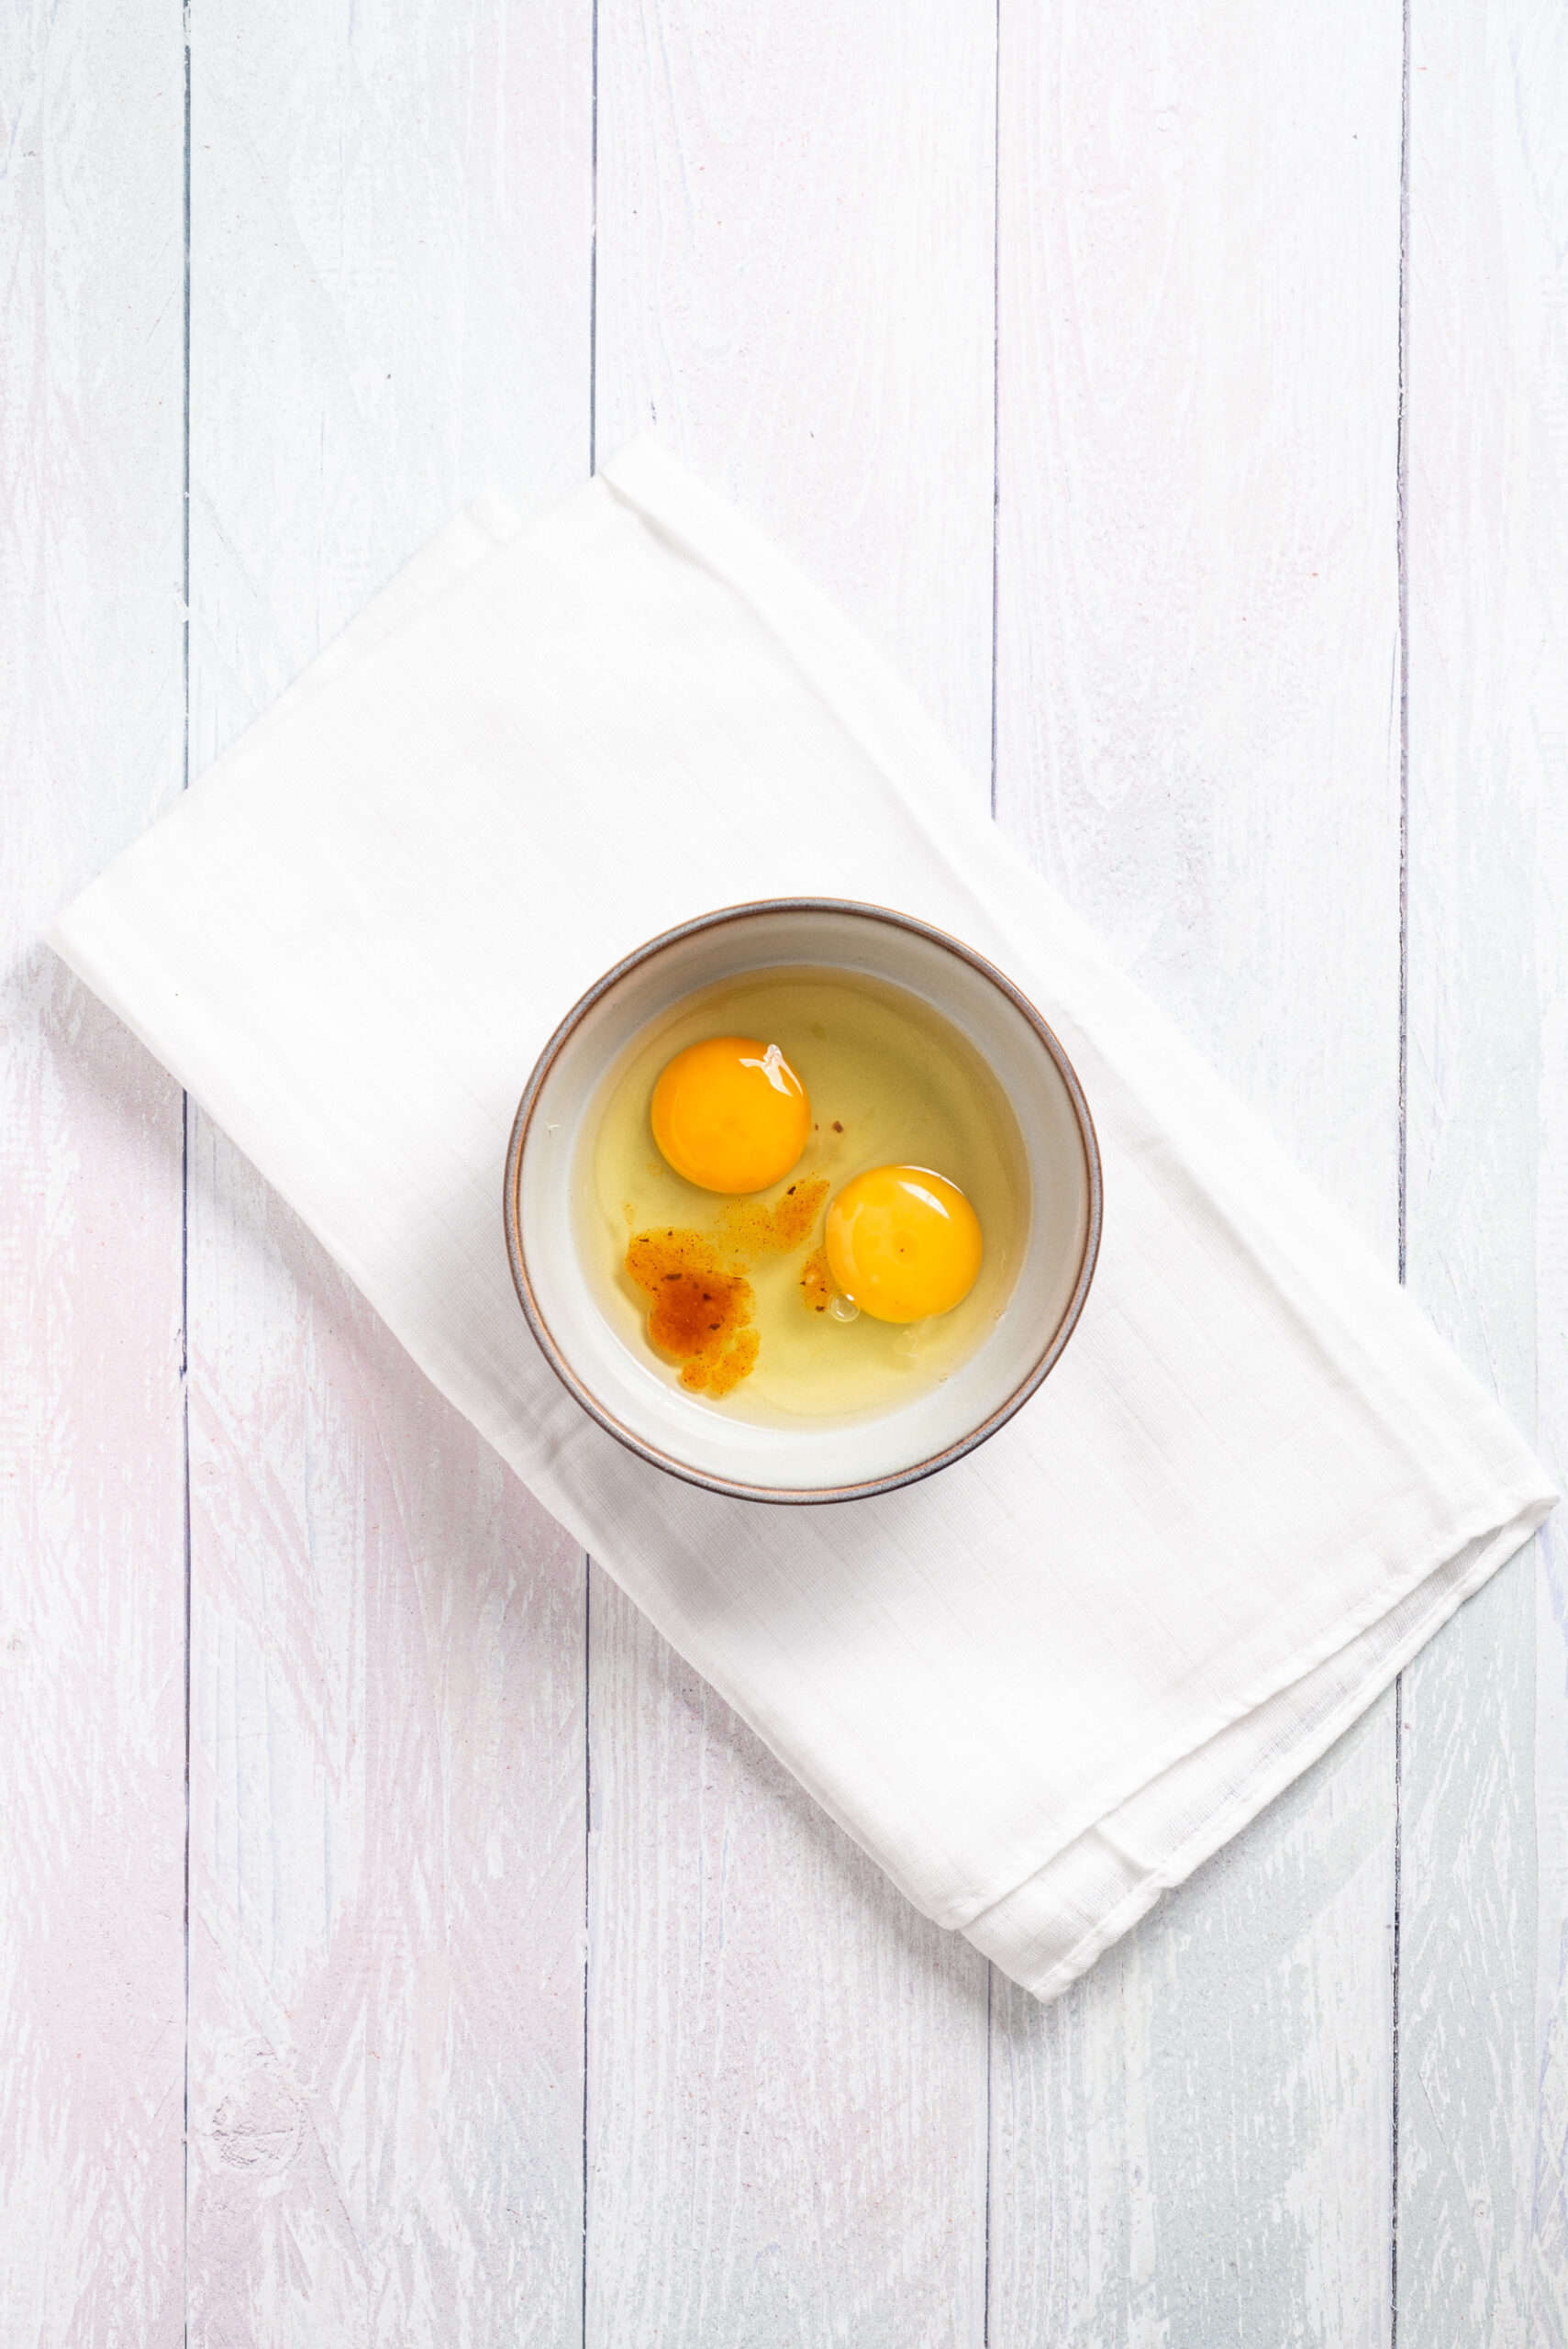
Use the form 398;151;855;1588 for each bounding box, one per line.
824;1164;983;1323
651;1035;811;1194
587;968;1026;1419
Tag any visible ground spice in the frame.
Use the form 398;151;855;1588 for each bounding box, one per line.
625;1227;756;1395
800;1244;833;1313
625;1176;831;1394
719;1174;829;1256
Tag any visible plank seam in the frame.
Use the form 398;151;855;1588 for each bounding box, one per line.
982;1961;994;2346
1396;0;1410;1299
1391;0;1411;2334
582;1559;592;2349
180;3;194;2340
588;0;599;478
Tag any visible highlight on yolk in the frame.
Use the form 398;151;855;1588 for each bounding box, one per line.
651;1035;812;1194
824;1164;983;1324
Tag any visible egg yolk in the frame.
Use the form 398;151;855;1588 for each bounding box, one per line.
824;1164;983;1323
651;1036;812;1194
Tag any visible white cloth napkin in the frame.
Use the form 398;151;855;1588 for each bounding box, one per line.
53;440;1553;2002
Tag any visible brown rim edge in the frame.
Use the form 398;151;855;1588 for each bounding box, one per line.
503;897;1103;1506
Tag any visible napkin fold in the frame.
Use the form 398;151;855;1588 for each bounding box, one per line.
53;442;1553;2001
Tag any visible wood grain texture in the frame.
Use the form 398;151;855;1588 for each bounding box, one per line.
0;2;188;2340
990;1707;1396;2347
590;3;995;2337
988;0;1404;2339
186;0;591;775
1529;392;1568;2339
586;1579;989;2349
11;0;1567;2332
594;0;999;780
183;1160;586;2344
183;2;593;2338
1400;1;1568;2338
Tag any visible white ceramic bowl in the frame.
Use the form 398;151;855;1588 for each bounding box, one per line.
504;899;1101;1503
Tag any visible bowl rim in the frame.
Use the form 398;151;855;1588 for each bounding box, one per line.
503;896;1103;1506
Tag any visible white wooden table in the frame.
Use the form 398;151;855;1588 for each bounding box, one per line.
5;2;1565;2340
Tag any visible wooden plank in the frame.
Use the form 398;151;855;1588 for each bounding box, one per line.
1398;1;1568;2337
1529;542;1568;2331
183;3;593;2339
987;0;1404;2339
585;1583;991;2346
589;3;995;2338
0;2;188;2341
183;1180;589;2343
594;0;998;781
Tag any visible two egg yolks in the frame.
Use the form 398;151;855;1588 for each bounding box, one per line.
644;1035;984;1333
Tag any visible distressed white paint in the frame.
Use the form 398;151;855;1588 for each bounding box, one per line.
0;2;188;2341
183;3;591;2342
987;0;1403;2339
586;1581;990;2347
183;1165;587;2343
1401;1;1568;2338
594;0;999;783
590;5;995;2335
7;0;1568;2338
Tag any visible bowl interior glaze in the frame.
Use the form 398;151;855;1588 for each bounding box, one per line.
505;899;1100;1504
